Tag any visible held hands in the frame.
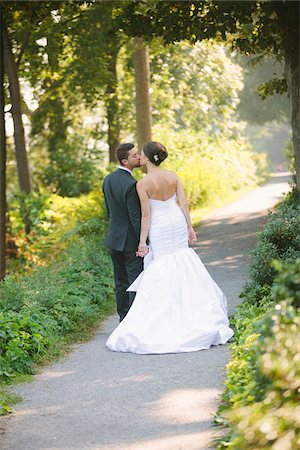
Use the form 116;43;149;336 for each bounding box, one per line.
136;243;149;258
188;227;197;244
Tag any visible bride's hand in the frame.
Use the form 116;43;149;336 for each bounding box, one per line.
136;243;149;257
188;227;197;244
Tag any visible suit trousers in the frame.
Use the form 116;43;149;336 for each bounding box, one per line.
110;249;144;321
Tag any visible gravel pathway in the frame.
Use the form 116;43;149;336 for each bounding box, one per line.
0;173;291;450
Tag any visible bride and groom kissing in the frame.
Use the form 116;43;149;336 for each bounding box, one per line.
102;141;233;354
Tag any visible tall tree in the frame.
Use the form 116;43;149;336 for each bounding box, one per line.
62;1;126;162
121;0;300;193
27;1;125;164
3;21;31;194
271;1;299;191
105;42;121;162
0;4;6;279
1;1;58;194
133;37;152;149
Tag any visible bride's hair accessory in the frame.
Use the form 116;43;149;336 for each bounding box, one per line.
142;141;168;166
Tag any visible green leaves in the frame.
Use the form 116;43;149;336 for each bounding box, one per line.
0;236;114;384
216;192;300;449
0;311;45;377
258;76;288;100
241;193;300;305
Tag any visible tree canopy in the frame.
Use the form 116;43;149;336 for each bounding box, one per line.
119;0;300;192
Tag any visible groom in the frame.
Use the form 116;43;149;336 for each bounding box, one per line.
102;143;144;321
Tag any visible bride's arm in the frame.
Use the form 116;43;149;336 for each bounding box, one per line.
176;175;197;243
136;181;150;256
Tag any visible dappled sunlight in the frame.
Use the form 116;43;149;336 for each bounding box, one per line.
41;370;75;379
208;254;245;268
95;430;213;450
122;375;153;383
149;388;219;425
91;375;154;389
15;404;63;418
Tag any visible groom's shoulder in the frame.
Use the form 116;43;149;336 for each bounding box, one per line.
104;168;121;181
104;169;134;187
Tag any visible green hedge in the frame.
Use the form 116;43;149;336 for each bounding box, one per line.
216;188;300;450
216;259;300;450
240;189;300;305
0;236;114;414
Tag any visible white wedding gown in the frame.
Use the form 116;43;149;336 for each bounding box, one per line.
106;194;234;354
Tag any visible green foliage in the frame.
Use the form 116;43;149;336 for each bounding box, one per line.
217;294;300;450
272;259;300;308
151;41;244;136
118;39;251;140
6;1;124;192
120;1;298;59
9;190;51;236
0;388;22;416
7;1;268;199
241;193;300;304
119;38;266;209
0;311;48;378
151;126;263;210
0;235;115;413
216;190;300;449
41;135;103;197
258;76;288;100
8;187;107;271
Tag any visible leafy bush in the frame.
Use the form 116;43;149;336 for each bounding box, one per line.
8;187;108;272
0;236;114;388
0;311;49;378
216;189;300;448
39;134;105;197
241;192;300;304
271;259;300;308
216;259;300;450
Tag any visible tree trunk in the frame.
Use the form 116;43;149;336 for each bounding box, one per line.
0;5;6;279
287;48;300;196
3;22;31;194
133;37;152;150
273;1;300;197
106;50;120;163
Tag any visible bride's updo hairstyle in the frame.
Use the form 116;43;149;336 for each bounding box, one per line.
143;141;168;166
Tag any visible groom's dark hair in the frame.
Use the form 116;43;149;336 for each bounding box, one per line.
115;143;134;165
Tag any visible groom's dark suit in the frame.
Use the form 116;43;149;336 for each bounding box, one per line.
102;168;143;321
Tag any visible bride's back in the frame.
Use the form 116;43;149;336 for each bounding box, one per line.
144;169;177;200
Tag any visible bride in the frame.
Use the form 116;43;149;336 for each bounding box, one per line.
106;141;234;354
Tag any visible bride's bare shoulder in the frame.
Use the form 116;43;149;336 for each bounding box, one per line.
137;176;149;186
136;176;150;193
162;169;178;180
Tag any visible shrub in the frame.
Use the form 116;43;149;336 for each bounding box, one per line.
272;258;300;308
8;187;107;272
216;259;300;450
0;311;50;378
0;236;114;384
241;193;300;305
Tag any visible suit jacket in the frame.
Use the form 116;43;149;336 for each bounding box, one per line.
102;168;141;251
